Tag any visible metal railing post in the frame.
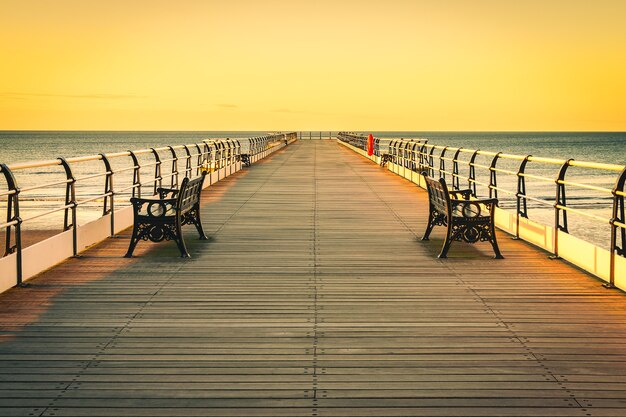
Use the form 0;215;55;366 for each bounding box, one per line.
428;147;436;178
194;144;203;176
439;146;448;180
489;152;502;200
230;139;235;168
220;141;226;173
395;141;401;165
182;145;192;179
205;142;214;182
203;142;211;174
607;167;626;288
234;140;241;168
418;142;428;173
388;140;395;162
58;158;78;257
394;140;399;163
217;142;224;179
99;154;115;236
551;159;573;259
514;155;531;239
128;151;141;198
410;142;419;171
468;150;479;197
452;148;462;190
0;164;23;286
230;139;235;170
228;139;235;171
150;148;162;195
223;140;230;174
402;140;408;171
167;146;178;188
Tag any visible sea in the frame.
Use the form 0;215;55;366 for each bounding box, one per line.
1;131;625;250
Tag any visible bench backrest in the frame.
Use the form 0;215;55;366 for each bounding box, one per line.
422;172;451;215
177;172;206;213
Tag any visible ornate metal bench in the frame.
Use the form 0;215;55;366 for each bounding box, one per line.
380;153;392;167
239;153;251;167
125;172;208;258
421;172;503;259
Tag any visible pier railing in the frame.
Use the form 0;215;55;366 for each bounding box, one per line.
337;132;626;289
298;131;336;140
0;132;297;292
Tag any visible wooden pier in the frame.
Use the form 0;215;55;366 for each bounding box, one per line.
2;140;626;416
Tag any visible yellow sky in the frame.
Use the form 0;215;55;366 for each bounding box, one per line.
0;0;625;130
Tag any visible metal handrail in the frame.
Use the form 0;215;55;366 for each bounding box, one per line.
519;172;555;183
1;132;297;286
337;132;626;288
75;172;111;183
19;179;73;193
20;205;74;223
0;190;17;198
76;192;114;206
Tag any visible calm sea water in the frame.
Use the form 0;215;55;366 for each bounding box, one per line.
370;131;626;164
1;131;625;249
0;131;268;164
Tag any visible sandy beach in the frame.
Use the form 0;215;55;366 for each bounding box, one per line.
0;229;61;251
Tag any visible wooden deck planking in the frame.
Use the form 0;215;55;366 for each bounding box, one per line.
0;140;625;416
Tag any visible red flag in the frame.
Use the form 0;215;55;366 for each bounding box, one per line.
367;134;374;156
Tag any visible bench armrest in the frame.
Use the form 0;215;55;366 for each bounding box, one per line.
449;189;473;200
450;198;498;218
157;187;179;199
130;197;178;217
451;197;498;206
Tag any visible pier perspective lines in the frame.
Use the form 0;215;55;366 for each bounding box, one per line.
2;141;626;416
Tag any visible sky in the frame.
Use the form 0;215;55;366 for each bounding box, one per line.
0;0;625;131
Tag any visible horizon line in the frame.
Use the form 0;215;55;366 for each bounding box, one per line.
1;129;626;134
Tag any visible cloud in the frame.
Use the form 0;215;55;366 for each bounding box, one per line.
272;108;305;113
216;104;239;109
0;92;147;100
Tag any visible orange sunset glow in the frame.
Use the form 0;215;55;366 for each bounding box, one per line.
1;0;625;131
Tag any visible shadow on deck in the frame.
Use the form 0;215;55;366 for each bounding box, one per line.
1;140;625;416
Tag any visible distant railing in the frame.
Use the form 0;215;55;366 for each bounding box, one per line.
0;132;297;287
337;132;626;288
298;131;336;140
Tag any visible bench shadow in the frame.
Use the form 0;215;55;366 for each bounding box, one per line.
416;234;505;259
0;170;241;341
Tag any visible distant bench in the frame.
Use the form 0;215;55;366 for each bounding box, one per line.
125;172;208;258
239;154;251;167
380;153;392;167
421;172;503;259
